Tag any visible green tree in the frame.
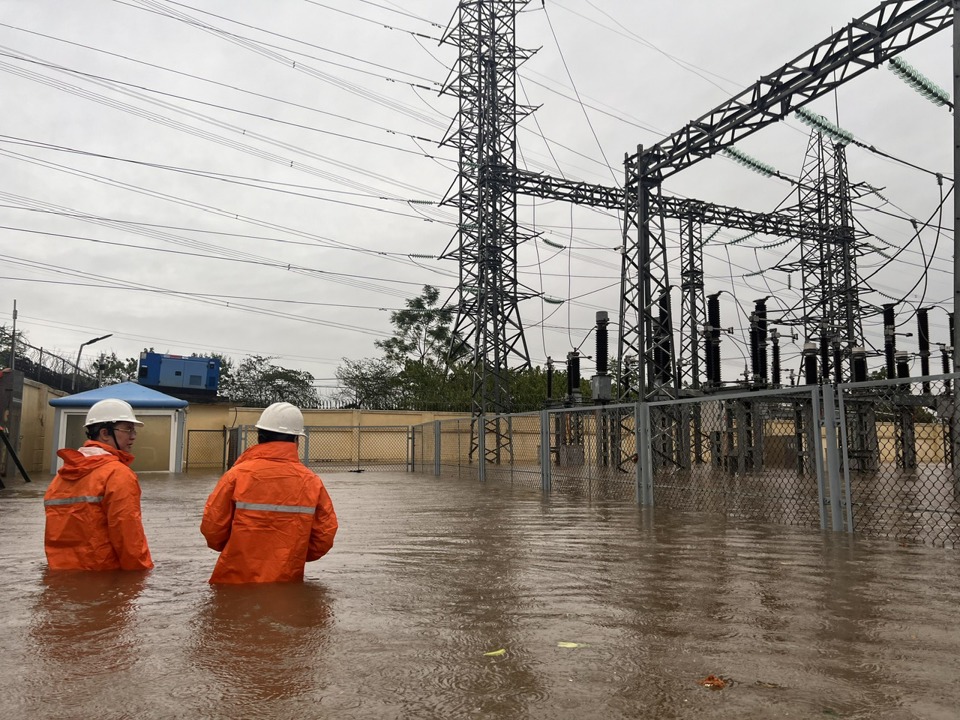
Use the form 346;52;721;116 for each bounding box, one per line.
225;355;320;408
399;359;473;411
334;357;403;408
509;365;551;412
89;352;138;385
0;324;26;367
375;285;466;368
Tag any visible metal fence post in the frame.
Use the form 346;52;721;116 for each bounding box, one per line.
540;409;552;492
477;415;486;483
809;390;828;530
835;388;854;533
434;420;441;476
221;426;229;471
952;397;960;502
637;402;653;506
822;384;843;532
407;426;414;473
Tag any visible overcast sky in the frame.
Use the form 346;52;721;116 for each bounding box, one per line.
1;0;953;395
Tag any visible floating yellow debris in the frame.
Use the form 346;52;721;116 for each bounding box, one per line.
483;649;506;657
557;642;584;648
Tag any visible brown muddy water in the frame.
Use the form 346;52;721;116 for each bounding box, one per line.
2;470;959;719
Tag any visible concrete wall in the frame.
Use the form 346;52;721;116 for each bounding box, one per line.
19;379;67;475
183;404;469;433
18;391;469;475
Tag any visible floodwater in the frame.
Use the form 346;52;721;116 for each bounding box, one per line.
2;470;960;720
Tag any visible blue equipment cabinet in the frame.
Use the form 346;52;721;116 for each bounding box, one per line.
138;352;220;395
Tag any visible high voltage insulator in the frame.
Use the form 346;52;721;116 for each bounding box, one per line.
795;107;854;145
722;145;778;177
888;56;952;107
725;231;757;246
703;227;723;244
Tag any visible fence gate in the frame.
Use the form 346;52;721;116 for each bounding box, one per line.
186;429;228;471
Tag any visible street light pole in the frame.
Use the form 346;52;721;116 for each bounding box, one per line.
72;334;113;392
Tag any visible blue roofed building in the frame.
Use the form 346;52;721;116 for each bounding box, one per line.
50;382;188;473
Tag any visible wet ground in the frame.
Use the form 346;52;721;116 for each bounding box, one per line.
2;469;959;719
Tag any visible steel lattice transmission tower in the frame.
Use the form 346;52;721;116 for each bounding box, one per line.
439;1;536;459
792;131;865;383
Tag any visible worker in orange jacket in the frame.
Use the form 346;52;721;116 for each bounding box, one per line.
44;398;153;571
201;402;338;584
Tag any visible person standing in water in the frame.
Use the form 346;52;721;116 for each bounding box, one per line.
201;402;337;584
43;398;153;571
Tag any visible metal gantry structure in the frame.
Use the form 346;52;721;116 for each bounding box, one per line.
618;0;953;400
440;0;954;419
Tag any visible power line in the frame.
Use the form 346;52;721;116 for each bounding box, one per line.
0;21;441;139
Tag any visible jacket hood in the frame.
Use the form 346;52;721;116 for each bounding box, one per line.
233;440;300;466
56;440;134;481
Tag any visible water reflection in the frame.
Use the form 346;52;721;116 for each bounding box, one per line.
24;570;148;719
189;582;333;715
30;569;147;673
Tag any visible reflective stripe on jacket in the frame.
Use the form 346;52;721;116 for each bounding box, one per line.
44;441;153;571
200;441;338;584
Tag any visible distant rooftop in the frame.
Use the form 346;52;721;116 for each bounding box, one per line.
49;381;189;408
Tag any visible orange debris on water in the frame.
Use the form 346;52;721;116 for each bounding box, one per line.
699;674;727;689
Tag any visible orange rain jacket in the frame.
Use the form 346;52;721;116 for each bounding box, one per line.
200;441;338;584
43;440;154;571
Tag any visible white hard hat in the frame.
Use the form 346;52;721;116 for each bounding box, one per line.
84;398;143;427
255;402;305;436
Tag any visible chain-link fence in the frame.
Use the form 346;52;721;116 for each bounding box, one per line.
838;374;960;547
413;405;641;500
411;374;960;549
228;424;411;473
185;429;228;471
545;404;638;500
645;386;825;529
